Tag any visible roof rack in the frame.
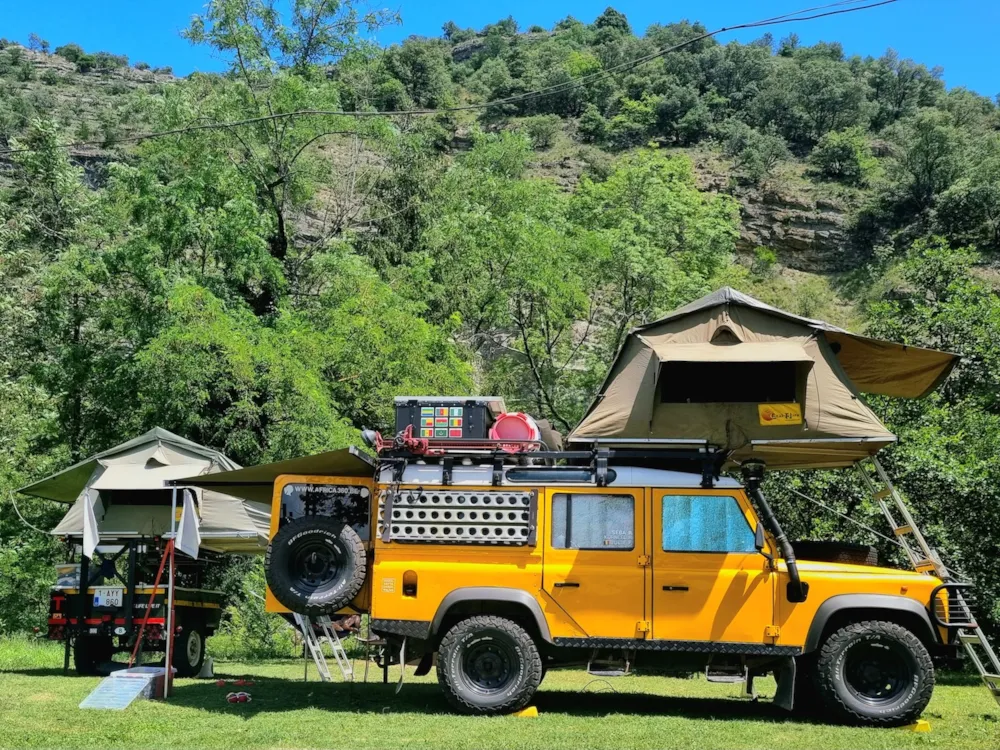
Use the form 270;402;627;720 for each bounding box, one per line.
375;440;729;489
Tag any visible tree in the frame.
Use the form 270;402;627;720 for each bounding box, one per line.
810;127;877;185
26;33;49;54
593;7;631;35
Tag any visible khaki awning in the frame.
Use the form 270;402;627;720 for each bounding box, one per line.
171;446;376;503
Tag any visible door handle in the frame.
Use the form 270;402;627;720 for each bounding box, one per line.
662;585;689;592
553;582;580;588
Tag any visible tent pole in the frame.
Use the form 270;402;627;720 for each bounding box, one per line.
165;486;177;698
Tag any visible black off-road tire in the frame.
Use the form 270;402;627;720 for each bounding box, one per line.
172;623;206;677
437;616;543;715
265;516;366;616
792;540;879;567
813;620;934;727
74;635;114;676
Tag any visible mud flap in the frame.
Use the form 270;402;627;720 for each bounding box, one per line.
773;657;796;711
414;651;434;677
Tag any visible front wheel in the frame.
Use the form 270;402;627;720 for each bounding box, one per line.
812;620;934;726
437;616;542;715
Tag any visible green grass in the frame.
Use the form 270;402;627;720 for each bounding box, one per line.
1;636;997;749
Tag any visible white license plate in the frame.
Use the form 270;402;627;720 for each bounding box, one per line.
93;587;123;608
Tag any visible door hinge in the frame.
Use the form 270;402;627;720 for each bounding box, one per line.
637;554;651;568
764;625;780;638
637;620;651;634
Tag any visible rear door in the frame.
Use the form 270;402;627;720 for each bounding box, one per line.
542;487;646;639
651;489;774;644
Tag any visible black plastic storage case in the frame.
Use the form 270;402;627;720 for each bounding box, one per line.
393;396;506;440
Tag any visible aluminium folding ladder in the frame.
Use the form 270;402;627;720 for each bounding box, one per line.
293;613;353;682
857;455;1000;707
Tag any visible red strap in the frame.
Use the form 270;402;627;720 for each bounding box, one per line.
128;539;173;667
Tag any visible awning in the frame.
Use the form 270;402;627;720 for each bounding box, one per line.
171;446;376;502
649;341;814;363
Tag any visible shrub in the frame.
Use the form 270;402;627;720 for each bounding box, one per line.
27;33;49;54
40;69;59;86
134;61;150;71
94;51;128;71
75;54;97;73
720;120;790;185
810;126;877;185
7;46;23;65
153;65;173;76
15;62;34;82
578;104;608;143
54;43;84;62
523;114;560;149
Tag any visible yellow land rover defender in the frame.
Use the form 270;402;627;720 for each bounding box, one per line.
259;427;963;727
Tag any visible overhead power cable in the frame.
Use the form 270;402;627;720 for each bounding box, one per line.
0;0;899;157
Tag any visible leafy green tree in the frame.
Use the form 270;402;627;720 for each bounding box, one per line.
523;114;560;149
810;126;878;184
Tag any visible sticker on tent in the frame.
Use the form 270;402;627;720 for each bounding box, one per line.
758;404;802;425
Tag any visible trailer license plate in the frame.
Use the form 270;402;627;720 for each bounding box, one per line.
93;587;123;608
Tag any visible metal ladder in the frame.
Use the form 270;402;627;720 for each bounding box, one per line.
857;455;1000;706
293;613;354;682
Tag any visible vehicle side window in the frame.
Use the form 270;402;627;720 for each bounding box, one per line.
551;494;634;550
661;495;755;553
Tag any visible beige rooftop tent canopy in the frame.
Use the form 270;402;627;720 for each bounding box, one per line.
569;287;959;470
18;428;270;554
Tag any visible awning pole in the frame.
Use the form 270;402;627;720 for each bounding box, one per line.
165;486;177;698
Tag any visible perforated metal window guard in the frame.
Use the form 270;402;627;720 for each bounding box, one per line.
377;489;537;546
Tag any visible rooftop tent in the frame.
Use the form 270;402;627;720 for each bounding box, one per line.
569;287;959;470
171;446;376;503
18;428;270;554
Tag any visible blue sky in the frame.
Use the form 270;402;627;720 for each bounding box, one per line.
2;1;997;97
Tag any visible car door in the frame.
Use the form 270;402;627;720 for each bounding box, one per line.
651;489;774;644
542;488;647;639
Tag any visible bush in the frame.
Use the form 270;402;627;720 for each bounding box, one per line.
40;69;59;86
810;126;877;185
94;51;128;71
15;63;34;82
578;103;607;143
75;54;97;73
54;43;84;62
720;120;790;185
134;61;151;71
153;65;173;76
523;114;560;149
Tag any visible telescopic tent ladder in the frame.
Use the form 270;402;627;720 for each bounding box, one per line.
856;455;1000;707
293;613;353;682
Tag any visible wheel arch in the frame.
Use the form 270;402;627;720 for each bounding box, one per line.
803;594;938;653
430;587;553;645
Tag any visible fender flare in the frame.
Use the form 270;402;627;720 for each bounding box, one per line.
803;593;937;653
430;587;553;643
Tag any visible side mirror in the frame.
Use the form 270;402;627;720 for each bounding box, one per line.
754;523;773;563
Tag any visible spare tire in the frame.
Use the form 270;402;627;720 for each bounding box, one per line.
265;516;367;616
791;540;878;567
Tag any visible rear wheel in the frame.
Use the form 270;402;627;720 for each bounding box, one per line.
813;620;934;726
437;616;542;715
172;624;206;677
74;635;113;676
265;516;367;616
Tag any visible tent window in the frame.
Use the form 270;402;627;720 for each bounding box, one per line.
660;361;798;403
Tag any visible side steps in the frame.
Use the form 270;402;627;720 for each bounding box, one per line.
705;664;747;684
293;613;353;682
587;649;631;677
857;456;1000;707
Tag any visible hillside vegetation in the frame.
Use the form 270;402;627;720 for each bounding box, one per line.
1;2;1000;649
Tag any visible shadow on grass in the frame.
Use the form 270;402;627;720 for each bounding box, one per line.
0;667;70;677
169;677;824;724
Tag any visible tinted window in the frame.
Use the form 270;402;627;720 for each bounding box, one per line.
662;495;755;553
659;361;798;403
551;494;634;550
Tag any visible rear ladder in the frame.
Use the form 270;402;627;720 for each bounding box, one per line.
293;613;353;682
857;455;1000;706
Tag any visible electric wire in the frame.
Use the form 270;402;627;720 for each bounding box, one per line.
786;486;904;548
0;0;899;157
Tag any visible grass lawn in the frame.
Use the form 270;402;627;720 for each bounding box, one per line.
1;637;997;749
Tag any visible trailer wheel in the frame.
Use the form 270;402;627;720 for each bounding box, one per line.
74;635;113;676
265;516;367;616
172;624;206;677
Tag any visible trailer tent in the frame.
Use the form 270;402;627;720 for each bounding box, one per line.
569;287;958;469
18;428;270;553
